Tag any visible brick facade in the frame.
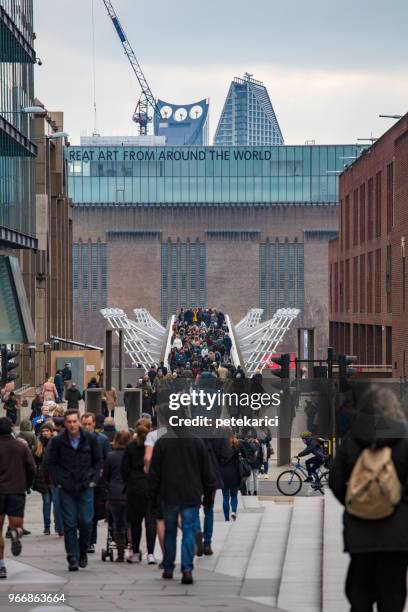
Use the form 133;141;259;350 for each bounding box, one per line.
329;114;408;376
73;202;338;358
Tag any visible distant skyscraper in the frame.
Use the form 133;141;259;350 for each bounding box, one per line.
214;73;284;146
154;99;209;145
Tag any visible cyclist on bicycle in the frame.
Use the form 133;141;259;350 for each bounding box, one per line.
297;431;327;483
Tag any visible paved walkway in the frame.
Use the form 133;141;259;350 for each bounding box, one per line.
0;492;286;612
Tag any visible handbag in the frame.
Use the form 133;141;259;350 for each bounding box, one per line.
238;451;251;480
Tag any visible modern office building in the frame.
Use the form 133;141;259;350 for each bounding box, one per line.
214;74;284;146
329;114;408;377
154;98;209;146
69;142;363;356
0;0;37;346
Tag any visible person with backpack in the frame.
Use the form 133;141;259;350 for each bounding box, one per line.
329;386;408;612
297;431;327;484
219;428;246;521
242;433;262;496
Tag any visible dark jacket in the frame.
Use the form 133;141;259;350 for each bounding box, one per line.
54;373;64;393
45;428;102;495
62;367;72;382
17;419;37;453
30;400;43;420
329;413;408;553
103;425;116;444
220;442;243;489
204;438;225;491
298;436;326;462
32;435;52;495
103;448;126;503
0;434;36;495
148;434;216;508
95;432;111;461
65;387;82;408
241;438;262;470
121;440;148;498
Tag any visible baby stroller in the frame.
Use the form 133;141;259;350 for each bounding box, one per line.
101;512;132;562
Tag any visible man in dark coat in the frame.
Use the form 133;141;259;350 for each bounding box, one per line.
223;334;232;358
80;413;110;553
54;371;64;403
65;382;82;409
329;386;408;612
196;438;225;556
0;417;36;578
148;431;216;585
46;410;101;571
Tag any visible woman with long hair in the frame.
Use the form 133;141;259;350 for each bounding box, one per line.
103;430;131;562
30;394;43;420
42;378;58;403
220;428;244;521
121;418;157;564
330;386;408;611
33;423;56;535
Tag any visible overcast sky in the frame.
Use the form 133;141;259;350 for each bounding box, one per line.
34;0;408;145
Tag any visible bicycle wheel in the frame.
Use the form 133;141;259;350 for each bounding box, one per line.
276;470;303;496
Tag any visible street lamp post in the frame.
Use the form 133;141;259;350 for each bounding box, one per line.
0;106;48;116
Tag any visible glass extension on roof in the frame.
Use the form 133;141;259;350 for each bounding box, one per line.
67;145;363;205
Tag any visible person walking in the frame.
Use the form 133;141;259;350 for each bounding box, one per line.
42;378;58;403
62;363;72;393
242;434;262;496
220;429;244;521
121;419;157;564
103;417;117;445
258;426;273;478
148;422;216;584
33;423;55;535
329;386;408;612
103;430;131;562
54;371;64;403
33;404;53;435
196;438;225;556
30;394;43;420
0;417;36;579
45;410;102;571
65;383;82;410
80;413;110;553
144;415;166;562
17;419;37;454
2;392;19;425
105;388;117;418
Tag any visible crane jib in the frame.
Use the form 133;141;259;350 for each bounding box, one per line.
112;17;126;43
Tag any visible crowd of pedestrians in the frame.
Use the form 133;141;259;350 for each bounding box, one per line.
0;357;274;585
3;309;408;609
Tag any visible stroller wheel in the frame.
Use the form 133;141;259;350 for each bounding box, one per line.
101;549;107;562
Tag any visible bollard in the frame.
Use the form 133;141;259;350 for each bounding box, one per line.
85;388;104;416
124;389;142;429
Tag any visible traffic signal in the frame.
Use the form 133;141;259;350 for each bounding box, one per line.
1;348;19;387
271;353;290;379
338;354;357;391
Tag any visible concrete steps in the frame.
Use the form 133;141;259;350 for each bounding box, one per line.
277;497;324;612
213;512;263;578
241;503;293;608
322;491;348;611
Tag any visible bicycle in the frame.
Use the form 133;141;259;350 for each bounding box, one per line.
276;457;329;496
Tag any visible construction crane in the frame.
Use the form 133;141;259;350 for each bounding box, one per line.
102;0;163;134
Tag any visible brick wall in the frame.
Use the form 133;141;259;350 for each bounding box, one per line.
329;115;408;374
73;203;338;351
